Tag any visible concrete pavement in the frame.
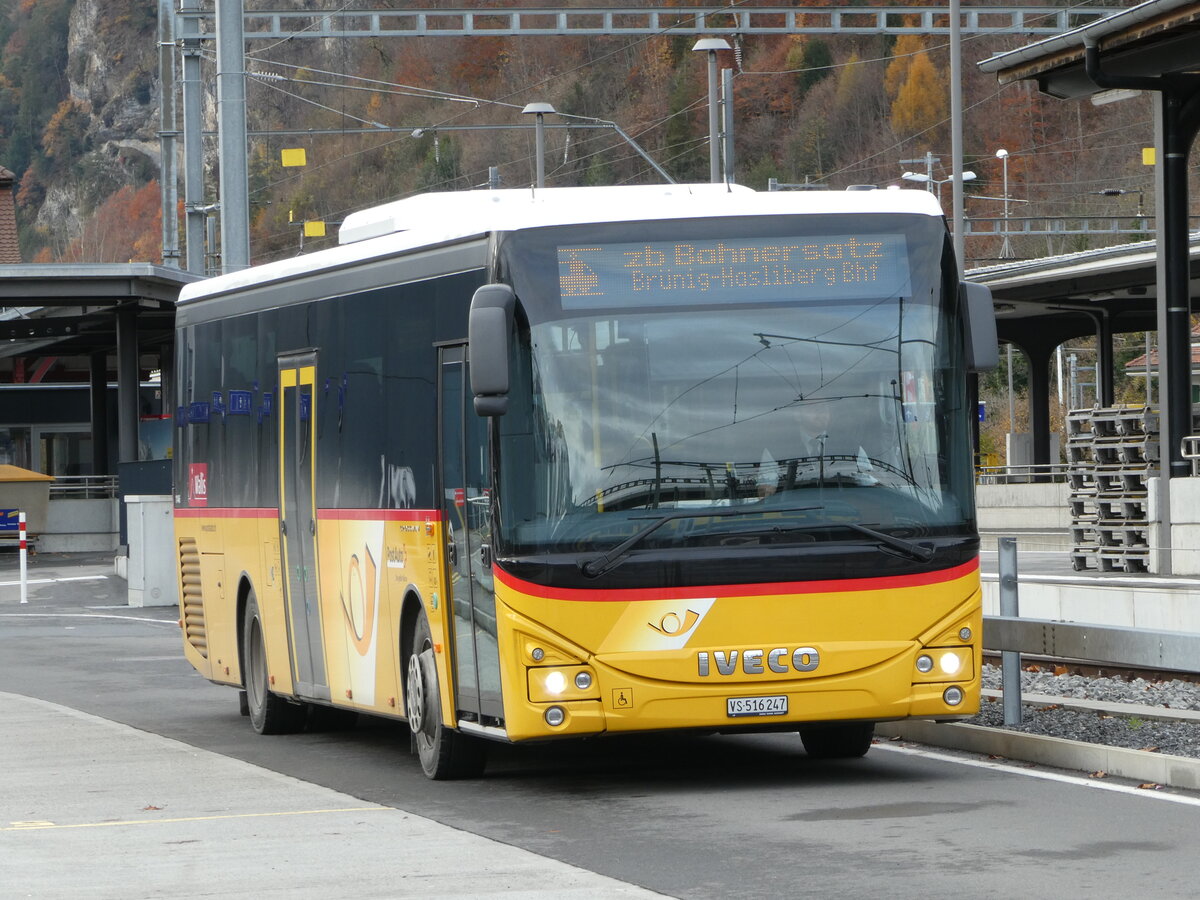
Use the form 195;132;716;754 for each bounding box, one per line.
0;690;663;899
4;548;1200;900
0;551;663;899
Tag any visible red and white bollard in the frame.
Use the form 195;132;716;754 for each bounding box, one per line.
18;511;27;604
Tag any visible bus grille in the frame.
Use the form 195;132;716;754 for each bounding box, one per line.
178;537;208;659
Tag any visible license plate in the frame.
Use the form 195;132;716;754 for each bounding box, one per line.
727;695;788;718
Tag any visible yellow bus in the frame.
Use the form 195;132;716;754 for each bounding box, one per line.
173;184;997;778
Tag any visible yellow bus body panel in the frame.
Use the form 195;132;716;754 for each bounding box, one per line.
176;509;452;724
313;514;450;717
179;502;981;745
492;560;982;742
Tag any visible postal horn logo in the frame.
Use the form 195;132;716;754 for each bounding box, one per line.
648;609;701;637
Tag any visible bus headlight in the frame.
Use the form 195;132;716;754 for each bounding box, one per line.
943;686;964;706
528;666;599;702
913;648;972;683
545;706;566;727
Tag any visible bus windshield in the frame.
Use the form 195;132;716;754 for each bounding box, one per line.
494;214;973;567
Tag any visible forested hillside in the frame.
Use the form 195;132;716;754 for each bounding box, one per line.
0;0;1164;269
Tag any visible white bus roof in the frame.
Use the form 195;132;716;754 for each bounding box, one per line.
178;184;944;304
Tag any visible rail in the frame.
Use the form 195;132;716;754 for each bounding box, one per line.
1183;434;1200;476
984;536;1200;726
984;616;1200;675
976;463;1070;484
49;475;119;500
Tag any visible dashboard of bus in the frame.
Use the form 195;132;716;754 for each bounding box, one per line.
491;213;978;589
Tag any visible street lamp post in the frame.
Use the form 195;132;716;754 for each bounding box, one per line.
693;38;731;184
996;148;1013;258
901;170;976;208
522;102;556;189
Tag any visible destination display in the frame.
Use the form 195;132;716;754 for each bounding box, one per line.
557;234;911;308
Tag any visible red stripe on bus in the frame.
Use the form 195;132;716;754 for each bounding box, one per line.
174;507;442;522
316;509;442;522
174;508;278;519
494;558;980;602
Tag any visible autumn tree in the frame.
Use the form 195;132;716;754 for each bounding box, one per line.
890;53;948;146
41;99;91;174
884;33;927;102
784;37;833;102
58;182;161;263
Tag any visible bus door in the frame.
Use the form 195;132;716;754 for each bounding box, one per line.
438;345;503;725
278;353;330;701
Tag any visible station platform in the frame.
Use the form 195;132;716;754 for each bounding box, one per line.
979;546;1200;635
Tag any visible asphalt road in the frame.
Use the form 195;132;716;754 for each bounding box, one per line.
4;552;1200;898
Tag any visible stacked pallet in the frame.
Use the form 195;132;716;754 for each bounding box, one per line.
1066;410;1098;569
1067;406;1158;573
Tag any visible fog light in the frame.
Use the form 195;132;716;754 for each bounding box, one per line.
916;654;934;673
574;671;593;690
959;627;972;642
943;686;964;706
544;671;566;695
531;647;545;662
545;706;566;727
939;652;962;676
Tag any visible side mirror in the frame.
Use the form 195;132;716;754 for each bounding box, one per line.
960;281;999;373
468;283;516;416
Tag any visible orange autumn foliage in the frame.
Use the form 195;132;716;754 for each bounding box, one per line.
57;181;161;263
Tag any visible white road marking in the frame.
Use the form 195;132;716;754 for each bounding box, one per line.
0;613;176;627
877;741;1200;807
0;575;109;586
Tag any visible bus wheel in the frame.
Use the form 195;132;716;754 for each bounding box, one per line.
243;590;306;735
799;722;874;759
405;613;487;780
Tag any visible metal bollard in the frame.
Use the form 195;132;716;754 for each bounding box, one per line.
18;511;27;605
998;536;1021;725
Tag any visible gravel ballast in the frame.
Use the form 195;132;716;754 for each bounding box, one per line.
970;663;1200;760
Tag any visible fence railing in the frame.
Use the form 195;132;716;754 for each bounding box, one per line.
1183;434;1200;476
49;475;119;500
976;463;1070;484
985;535;1200;726
984;616;1200;674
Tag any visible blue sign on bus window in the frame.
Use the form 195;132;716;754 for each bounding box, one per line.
189;401;210;424
229;390;252;415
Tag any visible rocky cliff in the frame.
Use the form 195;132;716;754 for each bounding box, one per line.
34;0;160;236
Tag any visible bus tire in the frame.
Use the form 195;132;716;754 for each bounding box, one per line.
243;590;306;735
405;612;487;780
799;722;874;759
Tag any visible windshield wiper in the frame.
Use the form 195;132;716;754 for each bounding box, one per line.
579;505;822;578
825;522;935;562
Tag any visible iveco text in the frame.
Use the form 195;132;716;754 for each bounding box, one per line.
697;648;821;677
